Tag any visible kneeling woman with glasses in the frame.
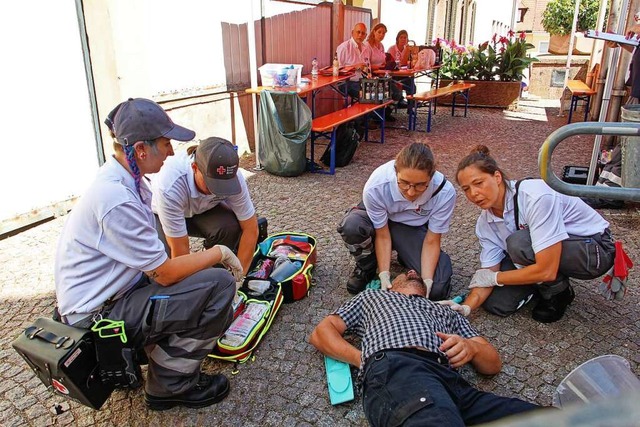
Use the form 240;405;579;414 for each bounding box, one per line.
337;143;455;298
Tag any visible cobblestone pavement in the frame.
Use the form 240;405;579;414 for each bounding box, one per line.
1;99;639;426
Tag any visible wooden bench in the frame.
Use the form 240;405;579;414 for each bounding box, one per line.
310;100;394;175
567;80;597;123
407;83;476;132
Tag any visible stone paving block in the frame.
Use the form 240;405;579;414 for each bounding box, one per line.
1;100;639;425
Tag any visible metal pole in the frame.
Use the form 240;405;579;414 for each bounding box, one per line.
540;122;640;200
589;0;630;184
561;0;581;91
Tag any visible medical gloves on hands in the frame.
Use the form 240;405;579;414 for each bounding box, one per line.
468;269;502;288
379;271;391;290
214;245;244;281
437;300;471;317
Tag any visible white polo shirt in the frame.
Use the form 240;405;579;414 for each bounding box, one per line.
476;179;610;268
150;151;255;238
362;160;456;232
55;156;168;317
337;38;367;81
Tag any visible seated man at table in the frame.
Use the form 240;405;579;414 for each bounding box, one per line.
309;271;540;426
337;22;369;101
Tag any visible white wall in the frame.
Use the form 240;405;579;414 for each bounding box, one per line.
473;0;515;44
0;1;98;224
382;0;431;47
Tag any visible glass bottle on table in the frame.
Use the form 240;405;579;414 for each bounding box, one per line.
332;52;339;77
311;57;318;80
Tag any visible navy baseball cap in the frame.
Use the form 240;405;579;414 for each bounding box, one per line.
195;137;241;196
105;98;195;145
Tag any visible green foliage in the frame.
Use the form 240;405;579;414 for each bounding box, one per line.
436;32;539;82
542;0;600;36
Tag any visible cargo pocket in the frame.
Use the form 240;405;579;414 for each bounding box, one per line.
146;291;210;341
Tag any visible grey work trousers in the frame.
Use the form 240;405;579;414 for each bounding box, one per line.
105;268;235;396
337;206;452;300
155;203;241;256
482;228;615;316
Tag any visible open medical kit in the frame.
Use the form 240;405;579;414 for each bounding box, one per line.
209;232;317;363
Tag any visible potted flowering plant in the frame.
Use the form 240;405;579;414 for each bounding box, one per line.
436;31;538;107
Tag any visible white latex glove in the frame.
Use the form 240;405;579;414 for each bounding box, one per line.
214;245;243;281
468;269;501;289
422;278;434;298
437;300;471;317
379;271;391;290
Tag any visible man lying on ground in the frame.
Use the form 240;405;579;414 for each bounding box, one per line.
309;271;541;426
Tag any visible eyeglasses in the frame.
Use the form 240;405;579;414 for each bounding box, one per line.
397;180;429;192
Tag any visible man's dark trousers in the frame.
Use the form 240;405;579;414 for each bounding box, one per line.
362;350;539;426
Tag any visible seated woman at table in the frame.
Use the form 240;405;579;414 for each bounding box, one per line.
387;29;411;67
386;30;414;106
364;23;402;119
450;145;616;323
337;143;455;299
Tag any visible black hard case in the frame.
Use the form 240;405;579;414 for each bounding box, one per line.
12;317;114;409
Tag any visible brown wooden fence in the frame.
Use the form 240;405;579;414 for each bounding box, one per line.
222;3;371;146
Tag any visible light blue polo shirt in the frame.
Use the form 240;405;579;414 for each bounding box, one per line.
362;160;456;232
150;151;255;238
476;179;610;268
55;156;168;318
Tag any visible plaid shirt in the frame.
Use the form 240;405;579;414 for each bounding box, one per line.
334;289;479;374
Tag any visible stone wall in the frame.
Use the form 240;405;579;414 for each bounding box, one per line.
528;55;590;99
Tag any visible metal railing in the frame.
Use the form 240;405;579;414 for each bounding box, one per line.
539;122;640;202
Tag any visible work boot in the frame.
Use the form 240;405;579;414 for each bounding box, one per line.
145;373;230;411
346;266;376;295
531;285;575;323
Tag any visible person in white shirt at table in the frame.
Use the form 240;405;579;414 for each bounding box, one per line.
337;22;369;100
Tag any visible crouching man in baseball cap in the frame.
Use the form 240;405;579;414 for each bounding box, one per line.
55;98;241;410
150;136;262;278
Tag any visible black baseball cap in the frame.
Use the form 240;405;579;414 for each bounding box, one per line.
195;137;241;196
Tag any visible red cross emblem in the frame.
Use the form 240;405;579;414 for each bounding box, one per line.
216;166;226;175
52;379;69;395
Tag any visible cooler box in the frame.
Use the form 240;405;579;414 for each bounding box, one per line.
259;63;303;87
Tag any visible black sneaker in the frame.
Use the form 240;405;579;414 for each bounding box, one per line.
347;266;376;295
145;373;230;411
532;285;575;323
386;114;397;122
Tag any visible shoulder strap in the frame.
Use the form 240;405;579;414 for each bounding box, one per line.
513;178;533;229
431;176;447;199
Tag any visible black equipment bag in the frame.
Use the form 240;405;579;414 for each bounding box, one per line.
12;317;114;410
320;122;360;167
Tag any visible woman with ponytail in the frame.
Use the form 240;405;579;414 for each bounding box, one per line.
55;98;241;410
449;145;616;323
337;143;455;299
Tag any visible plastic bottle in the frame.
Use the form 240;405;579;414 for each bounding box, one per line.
270;259;302;282
311;57;318;80
332;52;339;77
395;50;401;69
